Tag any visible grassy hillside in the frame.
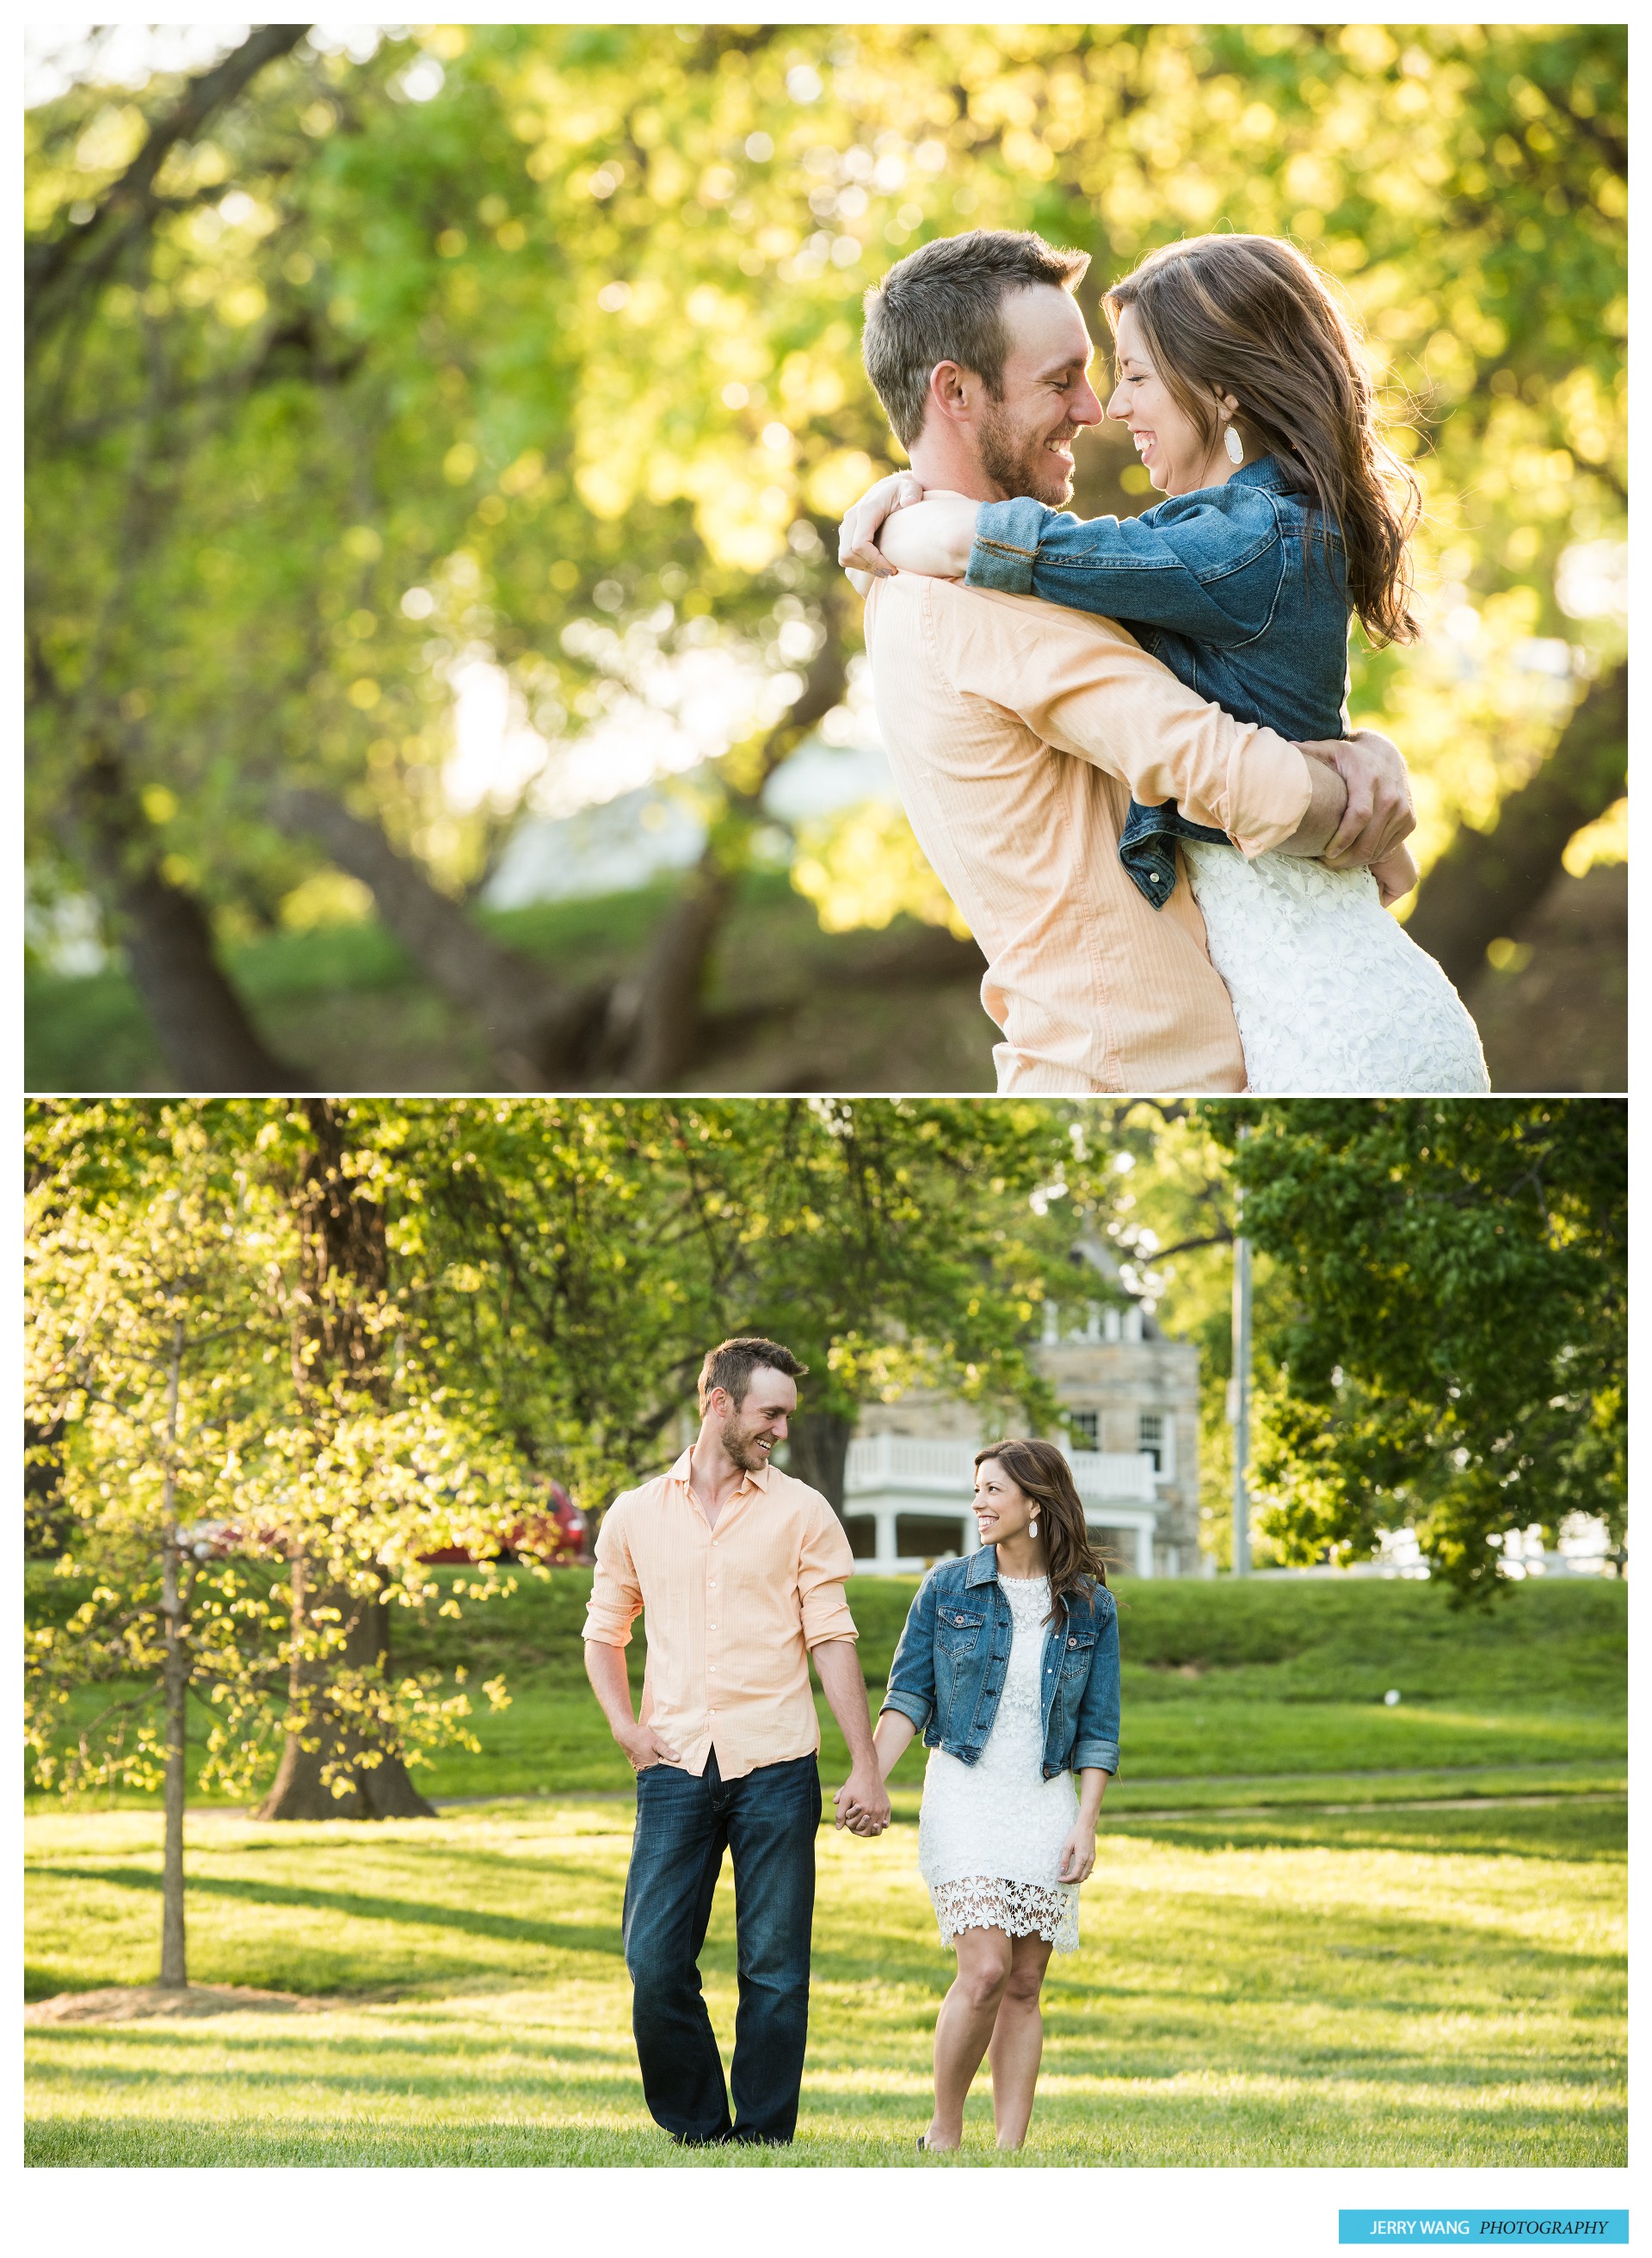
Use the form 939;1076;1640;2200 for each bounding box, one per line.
24;871;997;1095
379;1561;1628;1706
28;1567;1625;1811
26;862;1626;1095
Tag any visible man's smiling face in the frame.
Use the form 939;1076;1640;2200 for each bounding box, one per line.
716;1367;797;1475
975;283;1105;505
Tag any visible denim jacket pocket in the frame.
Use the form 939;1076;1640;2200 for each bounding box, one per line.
935;1605;986;1657
1059;1626;1097;1679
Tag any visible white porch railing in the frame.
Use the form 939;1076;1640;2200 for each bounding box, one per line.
841;1434;1163;1576
844;1434;1157;1505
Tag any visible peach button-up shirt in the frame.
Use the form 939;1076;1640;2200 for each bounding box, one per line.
583;1450;858;1781
863;574;1317;1094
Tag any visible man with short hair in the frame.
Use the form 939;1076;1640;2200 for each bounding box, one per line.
848;228;1416;1094
584;1335;889;2145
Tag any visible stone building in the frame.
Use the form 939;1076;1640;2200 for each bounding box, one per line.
841;1237;1203;1577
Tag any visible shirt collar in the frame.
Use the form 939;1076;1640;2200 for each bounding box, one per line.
668;1448;770;1496
965;1546;999;1588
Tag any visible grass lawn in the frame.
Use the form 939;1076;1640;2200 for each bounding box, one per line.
25;1793;1625;2167
24;1575;1625;2167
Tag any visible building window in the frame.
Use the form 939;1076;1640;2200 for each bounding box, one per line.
1138;1411;1164;1470
1068;1410;1099;1449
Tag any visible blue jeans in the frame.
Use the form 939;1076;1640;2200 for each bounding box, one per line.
622;1749;820;2144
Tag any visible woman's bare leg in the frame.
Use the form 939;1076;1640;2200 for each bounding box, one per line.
986;1933;1053;2147
926;1926;1011;2149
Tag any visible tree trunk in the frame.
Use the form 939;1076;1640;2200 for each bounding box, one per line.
256;1101;435;1821
619;583;850;1088
72;741;307;1091
255;1559;437;1822
158;1320;188;1988
159;1531;189;1985
786;1405;856;1518
269;787;609;1087
273;579;849;1089
622;857;737;1089
1405;662;1627;993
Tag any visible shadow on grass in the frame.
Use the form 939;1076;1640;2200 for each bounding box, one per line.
1103;1801;1627;1861
39;1866;625;1959
28;1986;1617;2101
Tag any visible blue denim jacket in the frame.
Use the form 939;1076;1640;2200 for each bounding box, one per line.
969;457;1352;906
880;1549;1120;1779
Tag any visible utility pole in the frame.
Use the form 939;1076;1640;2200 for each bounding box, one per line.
1229;1173;1252;1578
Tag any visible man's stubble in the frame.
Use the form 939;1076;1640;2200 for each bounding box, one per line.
719;1412;770;1475
977;397;1081;509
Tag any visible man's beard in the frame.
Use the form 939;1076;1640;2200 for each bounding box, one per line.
720;1414;770;1474
978;398;1078;506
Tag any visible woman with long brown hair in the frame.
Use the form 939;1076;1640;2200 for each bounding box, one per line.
838;1436;1119;2151
838;231;1489;1095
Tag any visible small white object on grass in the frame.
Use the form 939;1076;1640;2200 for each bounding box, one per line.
1384;1689;1402;1706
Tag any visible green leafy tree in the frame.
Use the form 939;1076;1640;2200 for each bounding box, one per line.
403;1096;1078;1517
650;1098;1071;1506
1202;1099;1626;1598
27;25;1625;1088
25;1106;277;1983
25;1101;527;1856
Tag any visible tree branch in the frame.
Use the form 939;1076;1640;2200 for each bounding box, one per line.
268;786;611;1088
1405;661;1626;992
615;580;851;1088
27;25;311;354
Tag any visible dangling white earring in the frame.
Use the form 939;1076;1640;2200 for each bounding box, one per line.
1224;423;1244;466
1028;1517;1039;1539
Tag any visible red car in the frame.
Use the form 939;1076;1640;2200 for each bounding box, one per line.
418;1481;588;1567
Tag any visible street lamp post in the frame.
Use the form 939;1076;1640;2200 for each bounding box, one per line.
1230;1188;1252;1578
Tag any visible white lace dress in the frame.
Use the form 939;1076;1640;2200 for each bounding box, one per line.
1180;842;1490;1095
917;1574;1080;1956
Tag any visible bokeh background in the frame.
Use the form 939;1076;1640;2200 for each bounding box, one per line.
25;22;1627;1094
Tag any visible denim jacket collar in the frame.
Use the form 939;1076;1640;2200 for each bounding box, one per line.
1226;453;1291;496
965;1546;1000;1589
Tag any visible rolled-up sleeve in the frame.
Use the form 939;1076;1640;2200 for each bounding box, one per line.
970;494;1281;648
965;496;1045;596
880;1573;939;1733
1071;1594;1121;1774
798;1498;858;1649
583;1496;643;1649
957;605;1312;860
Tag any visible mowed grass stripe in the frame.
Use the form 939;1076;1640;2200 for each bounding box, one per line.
24;1797;1625;2168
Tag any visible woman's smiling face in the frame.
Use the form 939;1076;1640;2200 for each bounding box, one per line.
972;1459;1033;1545
1106;302;1228;497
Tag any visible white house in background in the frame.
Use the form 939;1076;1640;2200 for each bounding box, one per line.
843;1238;1204;1577
482;738;900;910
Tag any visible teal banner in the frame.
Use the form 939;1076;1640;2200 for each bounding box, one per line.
1340;2219;1627;2246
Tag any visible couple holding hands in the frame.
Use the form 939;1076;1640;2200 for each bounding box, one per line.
583;1336;1119;2154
